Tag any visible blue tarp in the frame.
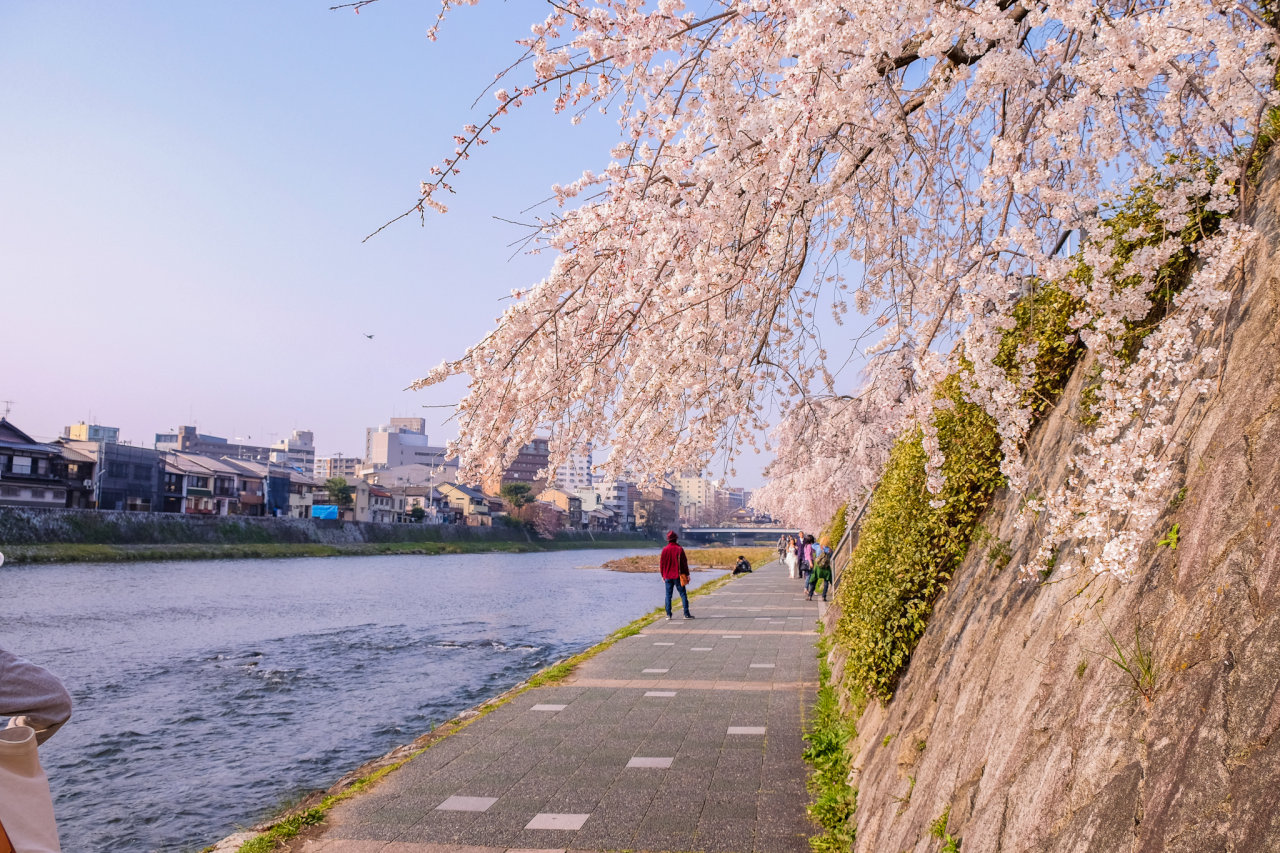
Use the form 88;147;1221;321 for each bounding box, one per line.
311;504;339;520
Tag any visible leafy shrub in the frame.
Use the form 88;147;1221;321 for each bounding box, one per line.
833;379;1005;699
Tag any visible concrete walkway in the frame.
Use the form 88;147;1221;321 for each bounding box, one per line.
300;560;821;853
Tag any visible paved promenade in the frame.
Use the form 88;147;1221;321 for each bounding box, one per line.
297;559;822;853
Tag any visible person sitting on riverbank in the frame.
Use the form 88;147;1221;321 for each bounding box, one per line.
733;555;752;575
659;531;694;619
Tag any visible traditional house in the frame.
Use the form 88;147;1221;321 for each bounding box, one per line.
0;419;66;509
536;487;583;529
438;483;493;526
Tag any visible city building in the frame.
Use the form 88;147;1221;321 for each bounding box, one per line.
396;485;453;524
155;426;272;463
61;439;163;512
536;487;583;529
163;452;244;515
593;478;639;530
673;472;723;524
437;483;493;526
635;480;680;534
56;443;96;508
63;422;119;444
316;454;363;481
501;438;551;489
0;419;67;509
365;421;451;470
553;445;594;492
214;458;291;517
360;461;459;489
270;429;316;476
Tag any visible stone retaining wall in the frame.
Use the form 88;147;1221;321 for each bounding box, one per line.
0;507;641;547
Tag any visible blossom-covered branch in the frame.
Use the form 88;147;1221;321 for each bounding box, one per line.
382;0;1274;575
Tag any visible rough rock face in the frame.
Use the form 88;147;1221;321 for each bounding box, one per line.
826;160;1280;852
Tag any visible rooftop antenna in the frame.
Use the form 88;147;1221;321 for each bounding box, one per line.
1;400;13;418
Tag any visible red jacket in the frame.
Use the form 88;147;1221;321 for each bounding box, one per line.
659;542;689;580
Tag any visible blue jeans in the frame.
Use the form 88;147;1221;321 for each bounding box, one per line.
664;578;691;617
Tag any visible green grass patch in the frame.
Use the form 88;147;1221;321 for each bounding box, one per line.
804;631;862;852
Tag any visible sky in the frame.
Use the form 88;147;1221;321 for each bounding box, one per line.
0;1;779;487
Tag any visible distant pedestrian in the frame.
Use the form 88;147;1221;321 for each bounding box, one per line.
807;537;833;601
799;534;815;582
659;531;694;620
785;538;798;578
733;555;753;575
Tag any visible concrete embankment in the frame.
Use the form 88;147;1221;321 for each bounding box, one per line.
0;507;649;564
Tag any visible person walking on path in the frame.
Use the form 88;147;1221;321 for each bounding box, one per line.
660;530;694;620
799;534;815;583
785;537;799;578
807;537;833;601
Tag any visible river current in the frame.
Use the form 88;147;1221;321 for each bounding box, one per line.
0;548;720;852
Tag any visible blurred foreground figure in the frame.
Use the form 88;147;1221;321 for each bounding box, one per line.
0;647;72;853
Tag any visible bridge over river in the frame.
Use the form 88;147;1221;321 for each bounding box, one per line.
679;526;800;545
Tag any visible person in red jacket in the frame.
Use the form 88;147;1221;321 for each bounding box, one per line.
659;530;694;620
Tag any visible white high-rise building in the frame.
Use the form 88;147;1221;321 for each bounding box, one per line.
366;420;450;470
554;445;594;492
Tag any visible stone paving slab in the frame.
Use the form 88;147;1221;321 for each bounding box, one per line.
302;561;820;853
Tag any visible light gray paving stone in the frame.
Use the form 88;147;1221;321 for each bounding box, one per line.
642;668;669;673
727;726;767;735
525;813;590;830
530;704;567;712
627;757;674;768
645;691;677;697
435;795;499;812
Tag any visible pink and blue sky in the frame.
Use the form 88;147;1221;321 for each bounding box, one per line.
0;1;774;486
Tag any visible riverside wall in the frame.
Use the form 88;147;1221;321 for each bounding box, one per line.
0;507;645;548
820;156;1280;851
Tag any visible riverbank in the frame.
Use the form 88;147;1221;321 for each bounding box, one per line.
0;535;653;565
209;572;737;852
206;566;815;853
601;545;775;572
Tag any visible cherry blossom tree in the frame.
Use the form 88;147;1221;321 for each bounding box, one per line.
355;0;1277;577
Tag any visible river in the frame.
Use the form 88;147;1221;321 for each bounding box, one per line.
0;548;722;852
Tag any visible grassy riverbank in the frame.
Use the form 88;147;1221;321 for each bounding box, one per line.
601;545;775;572
0;536;653;565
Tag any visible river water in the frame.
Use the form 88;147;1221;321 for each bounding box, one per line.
0;548;720;852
